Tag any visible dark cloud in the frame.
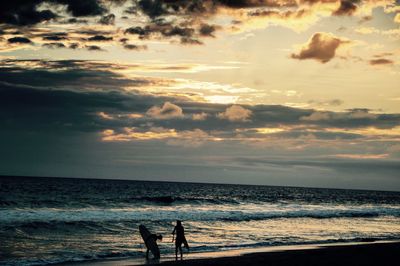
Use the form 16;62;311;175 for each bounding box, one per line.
1;59;399;137
125;23;195;38
54;0;106;17
181;38;203;45
0;60;176;132
75;29;114;36
369;58;394;65
66;18;88;24
291;32;348;63
123;44;147;50
69;43;80;49
0;0;105;26
86;45;105;51
41;32;69;41
248;8;309;19
7;37;32;43
119;38;129;43
373;52;394;58
0;1;56;26
99;14;116;25
124;22;202;44
162;26;194;38
332;0;358;16
199;24;218;37
87;35;113;41
42;42;66;49
137;0;166;18
0;0;380;52
233;157;400;176
124;26;149;38
218;0;291;8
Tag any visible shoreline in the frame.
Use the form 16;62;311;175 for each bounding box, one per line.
59;240;400;266
156;241;400;266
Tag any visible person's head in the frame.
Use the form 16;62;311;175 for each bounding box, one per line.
157;234;163;241
176;220;182;226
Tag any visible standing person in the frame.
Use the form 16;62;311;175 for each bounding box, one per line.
172;220;189;259
145;233;163;259
139;225;162;259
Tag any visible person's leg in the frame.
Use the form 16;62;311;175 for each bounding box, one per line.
146;249;149;259
175;245;178;260
179;246;182;259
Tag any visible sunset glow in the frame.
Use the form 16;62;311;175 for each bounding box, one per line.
1;0;400;190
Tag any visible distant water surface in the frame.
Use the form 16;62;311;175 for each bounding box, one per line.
1;176;399;265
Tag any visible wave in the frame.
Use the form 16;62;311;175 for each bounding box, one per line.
124;196;239;205
0;249;143;266
1;206;399;227
221;210;393;221
2;236;400;266
0;196;240;209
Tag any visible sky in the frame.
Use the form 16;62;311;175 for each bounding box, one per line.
1;0;400;191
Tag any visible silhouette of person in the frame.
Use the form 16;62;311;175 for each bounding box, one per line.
145;233;162;259
172;220;189;259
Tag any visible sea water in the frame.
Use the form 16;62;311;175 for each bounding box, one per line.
1;176;399;265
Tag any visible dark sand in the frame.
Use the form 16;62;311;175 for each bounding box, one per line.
152;242;400;266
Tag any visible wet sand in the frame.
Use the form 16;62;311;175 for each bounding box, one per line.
61;241;400;266
152;241;399;266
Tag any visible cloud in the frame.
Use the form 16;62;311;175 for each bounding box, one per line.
42;33;69;41
217;105;252;122
369;58;394;65
232;156;400;183
86;45;104;51
300;109;378;123
199;24;218;37
1;59;400;141
7;37;32;44
124;22;201;44
193;112;208;121
180;37;203;45
332;0;358;16
69;43;80;49
123;44;147;51
146;102;184;119
291;32;349;63
99;14;115;25
102;127;211;147
0;2;56;26
0;0;395;52
43;42;66;49
55;0;106;17
87;35;113;41
0;1;105;26
301;112;331;121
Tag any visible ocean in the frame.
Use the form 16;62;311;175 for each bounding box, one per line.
1;176;399;266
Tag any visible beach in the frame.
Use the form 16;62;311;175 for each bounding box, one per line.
155;241;400;266
60;241;400;266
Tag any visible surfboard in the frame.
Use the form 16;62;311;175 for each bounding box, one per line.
139;225;160;259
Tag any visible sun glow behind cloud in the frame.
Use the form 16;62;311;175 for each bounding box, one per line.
1;1;400;189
